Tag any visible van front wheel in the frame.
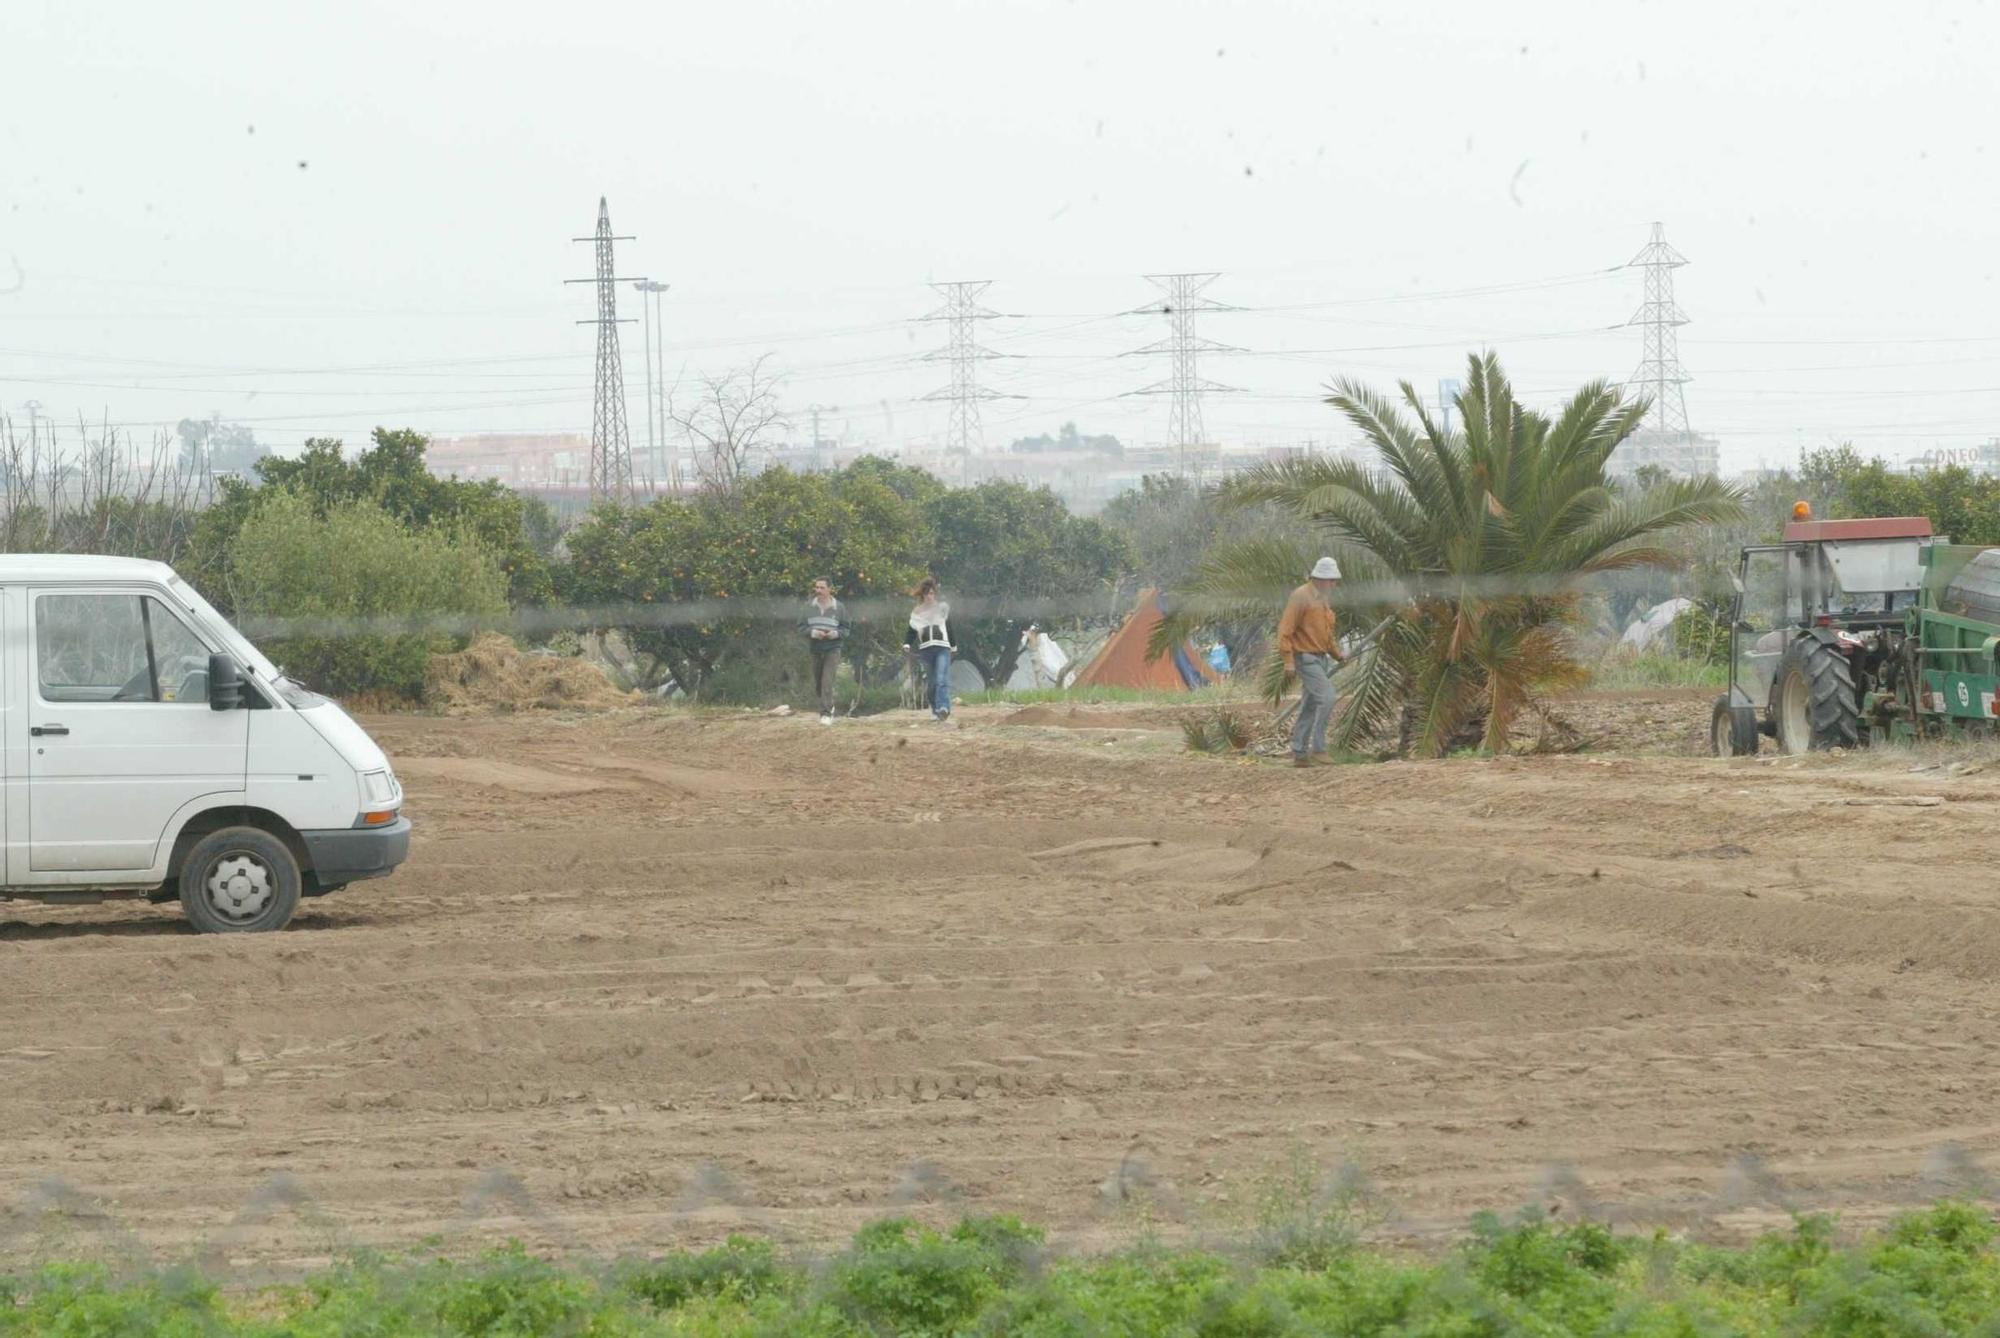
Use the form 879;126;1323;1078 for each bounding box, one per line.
179;827;302;933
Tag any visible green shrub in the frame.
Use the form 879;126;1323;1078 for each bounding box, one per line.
1842;1203;2000;1333
227;490;508;701
189;428;557;610
616;1236;785;1310
826;1217;1038;1336
428;1248;603;1337
1725;1212;1837;1300
1247;1150;1366;1272
0;1262;230;1337
1457;1211;1633;1331
1674;606;1729;662
2;1207;2000;1334
268;1246;631;1337
987;1249;1240;1337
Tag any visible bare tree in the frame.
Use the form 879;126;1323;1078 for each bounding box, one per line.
0;415;210;562
666;354;787;492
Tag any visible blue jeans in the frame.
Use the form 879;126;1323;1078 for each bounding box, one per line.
920;646;952;717
1291;653;1335;757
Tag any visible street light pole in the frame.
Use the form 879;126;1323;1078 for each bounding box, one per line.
633;280;671;489
631;279;655;490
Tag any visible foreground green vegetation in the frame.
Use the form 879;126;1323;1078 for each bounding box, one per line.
8;1205;2000;1335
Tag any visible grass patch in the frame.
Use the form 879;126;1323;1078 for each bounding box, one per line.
9;1205;2000;1334
1588;652;1727;692
965;683;1253;707
833;680;1252;716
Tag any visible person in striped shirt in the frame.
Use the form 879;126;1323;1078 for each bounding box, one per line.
800;578;850;724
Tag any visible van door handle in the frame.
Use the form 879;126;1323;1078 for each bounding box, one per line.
30;724;68;737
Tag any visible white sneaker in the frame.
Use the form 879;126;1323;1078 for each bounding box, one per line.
820;714;833;726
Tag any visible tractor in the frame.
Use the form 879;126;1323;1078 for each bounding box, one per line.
1713;503;2000;755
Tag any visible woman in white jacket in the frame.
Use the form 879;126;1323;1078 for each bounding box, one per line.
903;577;958;721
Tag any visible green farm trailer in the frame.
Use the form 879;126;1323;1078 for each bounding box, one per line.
1892;542;2000;740
1713;507;2000;755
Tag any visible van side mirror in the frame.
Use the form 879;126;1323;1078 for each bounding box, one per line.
208;654;244;711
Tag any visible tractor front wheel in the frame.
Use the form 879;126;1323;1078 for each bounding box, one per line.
1775;638;1860;754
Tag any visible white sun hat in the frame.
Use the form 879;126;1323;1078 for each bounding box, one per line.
1310;556;1342;579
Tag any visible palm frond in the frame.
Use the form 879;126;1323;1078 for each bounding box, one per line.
1256;646;1291;706
1295;480;1425;571
1326;613;1411;751
1404;653;1486;759
1164;535;1315;624
1467;618;1587;753
1216;456;1358;511
1148;534;1314;665
1539;477;1747;574
1538;378;1626;475
1327;380;1457;531
1575;545;1680;575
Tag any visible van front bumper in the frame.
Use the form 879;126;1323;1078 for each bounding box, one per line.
302;818;411;889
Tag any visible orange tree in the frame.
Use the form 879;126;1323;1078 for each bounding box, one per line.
1803;446;2000;544
924;479;1134;685
566;462;1134;700
562;465;926;698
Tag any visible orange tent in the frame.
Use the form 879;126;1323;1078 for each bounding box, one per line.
1070;589;1218;691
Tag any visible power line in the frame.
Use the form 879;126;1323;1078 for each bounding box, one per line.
1250;267;1625;312
1690;335;2000;347
0;376;589;398
1241;325;1621;361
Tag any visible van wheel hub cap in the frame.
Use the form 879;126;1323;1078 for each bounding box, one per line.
206;855;273;920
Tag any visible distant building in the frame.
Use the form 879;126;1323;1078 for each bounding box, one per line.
1906;438;2000;476
425;433;591;487
1608;430;1722;480
1009;422;1123;457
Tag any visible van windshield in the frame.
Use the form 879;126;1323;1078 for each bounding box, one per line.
167;575;282;684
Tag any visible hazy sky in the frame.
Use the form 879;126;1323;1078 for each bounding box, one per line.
5;0;1998;472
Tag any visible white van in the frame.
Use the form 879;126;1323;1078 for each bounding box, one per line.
5;555;409;932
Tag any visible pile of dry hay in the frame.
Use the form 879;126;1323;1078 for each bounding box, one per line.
425;634;640;713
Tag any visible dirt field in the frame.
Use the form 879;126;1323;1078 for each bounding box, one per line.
5;691;2000;1267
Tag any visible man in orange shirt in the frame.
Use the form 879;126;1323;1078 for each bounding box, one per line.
1278;556;1347;767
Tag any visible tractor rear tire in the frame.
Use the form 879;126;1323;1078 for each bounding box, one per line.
1775;638;1860;754
1710;695;1758;756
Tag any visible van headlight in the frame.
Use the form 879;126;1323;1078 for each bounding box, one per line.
360;769;399;805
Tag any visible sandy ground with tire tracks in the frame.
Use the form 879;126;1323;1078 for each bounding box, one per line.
3;692;2000;1268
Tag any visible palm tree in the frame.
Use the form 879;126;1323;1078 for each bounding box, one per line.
1167;352;1745;756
